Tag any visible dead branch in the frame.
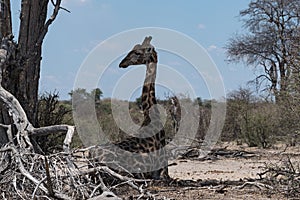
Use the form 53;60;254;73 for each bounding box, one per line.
37;0;70;46
257;156;300;197
236;181;274;190
0;143;170;199
175;145;256;161
44;156;55;197
0;35;78;199
88;191;122;200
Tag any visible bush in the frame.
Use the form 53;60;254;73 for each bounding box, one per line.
36;91;73;153
240;103;277;148
222;87;279;148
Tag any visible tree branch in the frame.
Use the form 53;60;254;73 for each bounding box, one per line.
36;0;69;46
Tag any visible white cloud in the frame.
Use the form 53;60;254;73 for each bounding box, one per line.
207;45;226;53
207;45;217;51
207;45;226;58
197;23;206;30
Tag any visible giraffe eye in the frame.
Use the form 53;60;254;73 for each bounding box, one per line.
135;50;143;55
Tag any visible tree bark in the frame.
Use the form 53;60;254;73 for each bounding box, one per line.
0;0;12;37
13;0;49;126
0;0;13;145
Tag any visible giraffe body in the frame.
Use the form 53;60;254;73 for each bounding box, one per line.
90;36;169;180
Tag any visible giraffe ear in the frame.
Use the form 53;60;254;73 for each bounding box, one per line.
133;44;141;50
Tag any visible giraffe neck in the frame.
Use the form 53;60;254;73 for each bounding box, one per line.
140;61;163;136
141;62;157;114
139;61;166;151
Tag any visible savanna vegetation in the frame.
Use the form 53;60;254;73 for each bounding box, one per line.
42;85;300;151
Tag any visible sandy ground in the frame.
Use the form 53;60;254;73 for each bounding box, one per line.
83;142;299;199
168;143;279;181
169;158;264;181
143;143;300;200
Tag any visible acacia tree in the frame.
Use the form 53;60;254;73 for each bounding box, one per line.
226;0;300;101
0;0;67;145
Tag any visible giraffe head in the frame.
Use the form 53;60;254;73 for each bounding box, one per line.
119;36;157;68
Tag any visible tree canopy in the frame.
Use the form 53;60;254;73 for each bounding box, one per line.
226;0;300;100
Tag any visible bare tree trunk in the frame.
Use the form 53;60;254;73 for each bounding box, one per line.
0;0;13;145
0;0;12;37
7;0;49;126
0;0;63;146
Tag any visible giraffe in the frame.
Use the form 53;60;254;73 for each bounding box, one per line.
90;36;169;180
169;96;181;133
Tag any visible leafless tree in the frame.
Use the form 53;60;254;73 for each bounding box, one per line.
226;0;300;101
0;0;69;146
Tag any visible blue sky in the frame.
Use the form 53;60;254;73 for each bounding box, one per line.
11;0;255;100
